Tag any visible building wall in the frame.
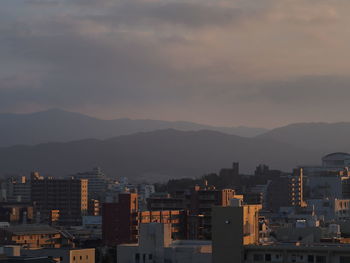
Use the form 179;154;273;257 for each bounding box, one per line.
22;248;95;263
0;227;63;249
243;246;350;263
70;248;95;263
212;205;261;263
266;169;304;212
147;187;235;239
102;193;138;246
212;206;243;263
31;178;88;225
117;224;211;263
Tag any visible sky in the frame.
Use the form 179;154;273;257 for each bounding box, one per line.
1;0;350;128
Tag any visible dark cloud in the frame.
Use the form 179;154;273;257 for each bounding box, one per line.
89;2;259;28
0;0;350;127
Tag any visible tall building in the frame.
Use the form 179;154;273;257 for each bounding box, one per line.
73;167;109;201
212;202;261;263
31;176;88;225
265;168;304;212
102;193;138;246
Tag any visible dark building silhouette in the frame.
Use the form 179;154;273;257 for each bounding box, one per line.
265;168;304;212
31;175;88;225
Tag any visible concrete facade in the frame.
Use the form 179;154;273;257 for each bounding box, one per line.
117;223;211;263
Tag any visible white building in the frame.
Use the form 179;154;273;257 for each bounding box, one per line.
117;223;211;263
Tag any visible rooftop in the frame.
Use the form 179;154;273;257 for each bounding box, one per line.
1;225;59;235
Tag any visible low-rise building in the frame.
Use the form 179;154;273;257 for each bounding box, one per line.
21;248;95;263
0;225;73;249
117;223;211;263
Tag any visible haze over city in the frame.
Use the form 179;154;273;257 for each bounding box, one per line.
3;1;350;263
2;0;350;128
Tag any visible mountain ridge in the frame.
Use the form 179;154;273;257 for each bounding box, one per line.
0;129;320;180
0;109;268;147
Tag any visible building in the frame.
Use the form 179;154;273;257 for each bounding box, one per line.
307;171;350;199
307;199;350;221
73;168;110;202
301;152;350;177
117;223;211;263
211;197;350;263
135;210;187;240
147;186;236;239
102;193;187;246
0;203;34;224
137;185;155;211
0;177;31;203
0;225;72;249
0;256;57;263
21;248;95;263
212;201;261;263
243;244;350;263
31;176;88;225
87;200;100;216
102;193;138;246
265;168;304;212
322;152;350;168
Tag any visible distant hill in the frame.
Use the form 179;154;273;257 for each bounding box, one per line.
257;122;350;152
0;129;319;180
0;109;267;147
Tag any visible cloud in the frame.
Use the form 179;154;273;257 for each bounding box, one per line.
0;0;350;127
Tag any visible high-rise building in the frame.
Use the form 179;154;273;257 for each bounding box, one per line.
102;193;138;246
31;176;88;225
73;167;110;201
265;168;304;212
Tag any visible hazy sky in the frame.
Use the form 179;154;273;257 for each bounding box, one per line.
1;0;350;128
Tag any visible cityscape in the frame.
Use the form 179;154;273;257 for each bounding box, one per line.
2;0;350;262
1;153;350;262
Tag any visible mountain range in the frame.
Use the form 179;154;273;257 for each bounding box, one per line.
0;109;348;180
0;109;267;147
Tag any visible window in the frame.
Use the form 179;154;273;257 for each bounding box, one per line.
73;256;76;261
253;254;263;261
135;253;140;263
340;256;350;263
316;256;326;263
148;254;153;260
265;254;271;261
308;255;314;263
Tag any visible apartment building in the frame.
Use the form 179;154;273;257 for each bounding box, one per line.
31;176;88;225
